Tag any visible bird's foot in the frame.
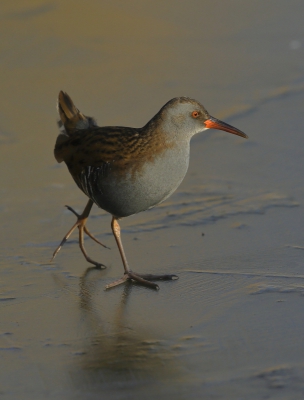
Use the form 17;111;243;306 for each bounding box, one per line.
51;203;108;268
65;205;110;250
105;271;178;290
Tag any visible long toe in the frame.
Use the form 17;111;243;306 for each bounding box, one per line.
135;273;179;281
105;272;178;290
105;274;129;289
78;224;107;268
105;272;159;290
128;272;160;289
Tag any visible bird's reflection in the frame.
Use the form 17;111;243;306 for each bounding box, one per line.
74;266;181;385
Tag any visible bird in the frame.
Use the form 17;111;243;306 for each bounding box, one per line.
51;91;248;290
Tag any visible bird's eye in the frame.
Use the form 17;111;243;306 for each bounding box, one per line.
192;111;199;118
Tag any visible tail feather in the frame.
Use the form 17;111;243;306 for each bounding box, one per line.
57;91;97;134
54;91;97;163
58;91;79;120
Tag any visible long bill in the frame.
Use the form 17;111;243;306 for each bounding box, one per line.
204;116;248;139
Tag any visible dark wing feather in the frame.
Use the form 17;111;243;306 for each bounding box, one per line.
54;126;145;200
75;164;111;201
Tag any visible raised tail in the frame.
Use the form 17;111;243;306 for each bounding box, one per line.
54;91;97;162
57;91;97;134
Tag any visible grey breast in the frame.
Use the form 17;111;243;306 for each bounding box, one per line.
80;142;190;218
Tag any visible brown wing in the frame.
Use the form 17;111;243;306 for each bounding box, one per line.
54;126;146;200
54;126;147;176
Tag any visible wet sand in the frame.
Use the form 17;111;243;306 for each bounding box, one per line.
1;1;304;399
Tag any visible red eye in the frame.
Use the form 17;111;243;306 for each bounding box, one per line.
192;111;199;118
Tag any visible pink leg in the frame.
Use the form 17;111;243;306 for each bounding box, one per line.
106;217;178;290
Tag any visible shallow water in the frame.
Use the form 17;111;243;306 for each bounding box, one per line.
1;1;304;399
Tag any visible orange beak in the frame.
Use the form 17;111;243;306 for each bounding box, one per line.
204;116;248;139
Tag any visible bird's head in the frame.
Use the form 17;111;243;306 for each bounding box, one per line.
158;97;248;141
